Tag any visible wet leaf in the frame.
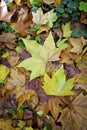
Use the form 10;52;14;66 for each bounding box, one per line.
42;65;75;96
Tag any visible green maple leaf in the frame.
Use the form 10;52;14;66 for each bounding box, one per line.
42;65;75;96
56;38;68;50
17;32;61;80
62;22;72;38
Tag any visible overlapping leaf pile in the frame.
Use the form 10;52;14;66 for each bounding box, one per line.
0;0;87;130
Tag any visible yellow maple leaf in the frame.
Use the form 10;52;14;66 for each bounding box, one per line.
62;22;72;38
0;64;10;83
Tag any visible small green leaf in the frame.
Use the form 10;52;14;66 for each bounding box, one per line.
8;108;15;115
79;2;87;12
35;35;41;42
56;38;68;50
34;24;41;30
2;52;9;58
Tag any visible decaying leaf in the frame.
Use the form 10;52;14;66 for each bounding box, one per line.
62;22;72;38
0;119;20;130
58;93;87;130
69;37;83;55
75;55;87;90
44;97;62;120
0;0;15;22
17;32;61;80
5;68;25;90
0;32;17;49
42;65;75;96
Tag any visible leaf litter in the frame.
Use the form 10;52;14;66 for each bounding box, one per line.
0;0;87;129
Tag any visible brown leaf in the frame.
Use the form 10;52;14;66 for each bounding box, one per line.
80;11;87;24
44;97;62;120
15;12;32;37
7;51;20;67
0;32;17;49
75;55;87;90
5;68;25;90
0;0;15;22
58;94;87;130
37;25;50;35
69;37;83;55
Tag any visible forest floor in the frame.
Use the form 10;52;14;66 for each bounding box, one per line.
0;0;87;130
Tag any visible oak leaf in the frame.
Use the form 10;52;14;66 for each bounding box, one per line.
42;65;75;96
17;32;61;80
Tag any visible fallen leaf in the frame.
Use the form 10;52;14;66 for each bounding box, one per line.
37;25;50;35
54;0;61;7
5;68;25;90
0;64;10;83
0;0;15;22
14;0;21;5
75;55;87;90
17;32;61;80
80;11;87;24
69;37;83;55
58;93;87;130
44;97;62;120
43;0;54;5
0;119;20;130
42;65;75;96
15;14;32;37
47;9;58;28
56;38;68;50
0;32;17;49
32;8;48;25
62;22;72;38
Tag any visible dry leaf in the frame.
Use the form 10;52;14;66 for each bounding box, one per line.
5;68;25;90
0;0;15;22
44;97;62;120
0;32;17;49
58;93;87;130
37;25;50;34
14;0;21;5
69;37;83;55
43;0;55;5
54;0;61;7
80;11;87;24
